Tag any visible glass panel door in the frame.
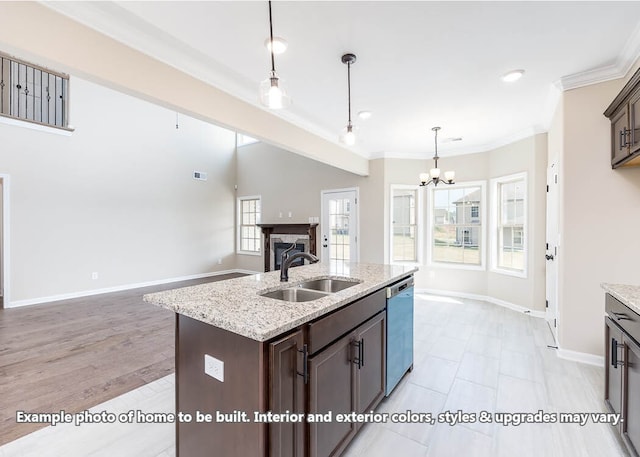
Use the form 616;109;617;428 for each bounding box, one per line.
321;190;358;263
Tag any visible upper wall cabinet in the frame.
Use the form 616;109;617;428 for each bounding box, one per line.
604;67;640;169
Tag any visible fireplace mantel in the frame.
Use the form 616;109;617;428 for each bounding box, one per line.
256;223;318;272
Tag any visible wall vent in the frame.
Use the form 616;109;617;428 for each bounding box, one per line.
193;171;208;181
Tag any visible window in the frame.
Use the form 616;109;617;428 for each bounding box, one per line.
238;196;261;254
428;182;486;268
0;52;69;129
491;173;527;277
390;186;421;263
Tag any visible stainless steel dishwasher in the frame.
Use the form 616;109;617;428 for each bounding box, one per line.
385;276;414;396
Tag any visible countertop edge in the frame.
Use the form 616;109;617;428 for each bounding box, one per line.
144;264;418;343
602;282;640;316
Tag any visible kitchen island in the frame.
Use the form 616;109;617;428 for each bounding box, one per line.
602;283;640;457
144;262;417;457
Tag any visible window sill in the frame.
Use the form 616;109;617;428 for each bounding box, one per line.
427;261;486;272
391;260;422;267
237;250;262;257
490;267;527;279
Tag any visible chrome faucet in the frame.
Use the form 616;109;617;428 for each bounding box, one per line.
280;243;319;282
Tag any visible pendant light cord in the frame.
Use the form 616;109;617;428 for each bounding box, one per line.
347;61;352;125
433;127;439;168
268;1;276;73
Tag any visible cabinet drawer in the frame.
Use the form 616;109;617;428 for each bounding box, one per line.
606;294;640;345
307;289;386;355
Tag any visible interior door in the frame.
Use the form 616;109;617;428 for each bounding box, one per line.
546;161;559;340
321;189;358;263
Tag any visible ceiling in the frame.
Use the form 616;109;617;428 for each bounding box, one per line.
46;1;640;160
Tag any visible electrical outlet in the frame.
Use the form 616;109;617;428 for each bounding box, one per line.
204;354;224;382
288;211;292;218
217;258;222;265
91;272;98;280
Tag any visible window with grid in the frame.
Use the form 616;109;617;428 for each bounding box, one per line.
391;186;419;263
0;52;69;129
238;196;261;254
492;173;526;275
429;184;484;267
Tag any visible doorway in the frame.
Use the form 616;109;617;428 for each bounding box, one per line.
0;175;9;309
546;162;559;340
320;188;359;263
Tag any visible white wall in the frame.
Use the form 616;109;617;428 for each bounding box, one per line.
1;77;237;304
235;142;384;272
0;2;368;177
0;178;3;300
236;136;548;314
554;77;640;357
382;135;547;312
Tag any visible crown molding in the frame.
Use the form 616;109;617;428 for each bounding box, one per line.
559;20;640;91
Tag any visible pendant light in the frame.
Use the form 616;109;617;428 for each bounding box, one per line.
340;53;357;146
259;1;290;110
419;127;455;186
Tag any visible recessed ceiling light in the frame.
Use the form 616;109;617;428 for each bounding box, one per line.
264;37;288;54
502;69;525;82
358;110;372;120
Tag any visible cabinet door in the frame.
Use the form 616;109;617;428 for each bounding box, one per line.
269;330;305;457
308;332;357;457
623;334;640;456
630;89;640;156
605;317;623;416
612;107;630;166
355;312;386;416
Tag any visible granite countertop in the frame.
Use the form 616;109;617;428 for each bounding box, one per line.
144;262;418;342
602;283;640;315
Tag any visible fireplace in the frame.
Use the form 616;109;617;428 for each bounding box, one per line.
256;223;318;272
269;234;309;270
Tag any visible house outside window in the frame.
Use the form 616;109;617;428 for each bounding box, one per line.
428;182;486;269
238;196;261;255
491;173;527;277
390;185;421;263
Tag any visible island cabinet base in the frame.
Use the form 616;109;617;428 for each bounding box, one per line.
175;314;269;457
174;287;389;457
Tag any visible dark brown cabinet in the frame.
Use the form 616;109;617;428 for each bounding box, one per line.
174;285;392;457
269;330;306;457
354;313;386;415
308;331;357;457
625;335;640;456
308;311;386;457
605;293;640;457
604;67;640;168
605;317;623;416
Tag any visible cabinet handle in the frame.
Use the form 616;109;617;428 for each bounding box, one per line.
352;340;363;369
612;312;630;321
620;128;631;150
611;338;624;369
297;344;308;384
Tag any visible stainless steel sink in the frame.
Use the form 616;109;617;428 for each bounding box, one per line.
297;278;360;293
260;288;329;302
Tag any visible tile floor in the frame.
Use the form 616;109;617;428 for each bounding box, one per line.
0;294;629;457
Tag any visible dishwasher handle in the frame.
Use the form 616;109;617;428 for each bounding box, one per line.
386;276;414;299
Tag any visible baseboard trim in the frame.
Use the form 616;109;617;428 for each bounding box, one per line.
556;348;604;367
415;287;547;319
7;269;253;308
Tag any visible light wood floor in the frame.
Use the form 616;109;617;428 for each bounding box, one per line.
0;274;244;445
0;292;630;456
